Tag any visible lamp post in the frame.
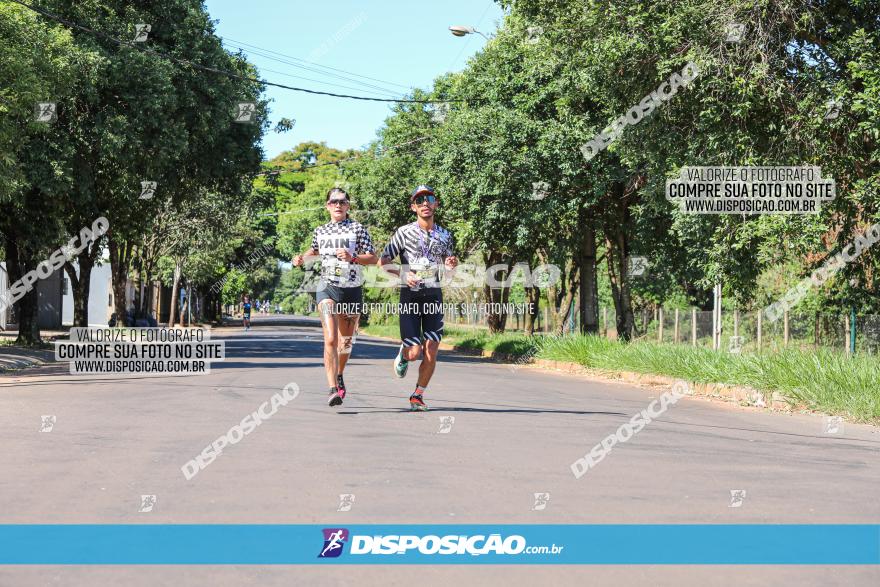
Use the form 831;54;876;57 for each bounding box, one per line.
449;25;490;40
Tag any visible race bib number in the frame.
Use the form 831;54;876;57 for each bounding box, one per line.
323;258;351;282
411;258;439;285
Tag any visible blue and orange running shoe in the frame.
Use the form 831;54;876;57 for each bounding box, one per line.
409;393;427;411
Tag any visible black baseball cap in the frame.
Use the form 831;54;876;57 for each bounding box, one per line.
410;185;435;200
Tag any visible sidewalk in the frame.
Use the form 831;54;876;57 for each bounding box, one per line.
0;347;55;373
0;330;64;373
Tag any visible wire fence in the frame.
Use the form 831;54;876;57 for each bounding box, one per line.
624;308;880;355
443;304;880;355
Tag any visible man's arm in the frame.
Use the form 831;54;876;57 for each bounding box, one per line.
379;230;420;288
441;232;458;284
378;229;401;276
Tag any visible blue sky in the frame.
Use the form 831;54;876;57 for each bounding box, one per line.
204;0;504;160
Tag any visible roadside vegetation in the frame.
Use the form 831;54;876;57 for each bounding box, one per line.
361;322;880;423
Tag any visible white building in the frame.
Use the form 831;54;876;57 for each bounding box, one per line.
61;258;114;327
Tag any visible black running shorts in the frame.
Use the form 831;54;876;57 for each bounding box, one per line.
399;287;443;347
316;282;363;314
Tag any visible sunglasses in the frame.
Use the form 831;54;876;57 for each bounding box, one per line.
328;199;349;206
412;194;437;205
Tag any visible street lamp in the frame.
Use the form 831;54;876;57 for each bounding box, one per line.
449;25;490;40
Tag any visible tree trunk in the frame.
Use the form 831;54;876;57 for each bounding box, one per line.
604;182;635;341
63;237;101;327
168;260;182;327
524;286;539;336
5;236;41;345
482;250;509;334
553;257;578;336
15;288;40;345
537;248;578;335
545;279;560;332
108;236;133;325
556;289;576;335
578;210;600;335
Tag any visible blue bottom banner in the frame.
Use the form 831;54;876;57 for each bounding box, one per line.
0;525;877;564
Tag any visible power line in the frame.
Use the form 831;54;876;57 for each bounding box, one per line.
250;64;403;99
226;44;404;98
222;37;415;92
251;135;431;178
222;40;409;98
9;0;469;105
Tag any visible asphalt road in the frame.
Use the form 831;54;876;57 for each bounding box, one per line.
1;317;877;586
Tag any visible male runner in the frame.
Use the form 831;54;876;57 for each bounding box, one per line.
293;188;377;407
241;293;252;331
379;185;457;411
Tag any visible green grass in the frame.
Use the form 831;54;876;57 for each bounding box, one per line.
361;321;880;423
441;327;536;355
359;322;400;341
0;337;51;349
539;335;880;422
360;323;534;354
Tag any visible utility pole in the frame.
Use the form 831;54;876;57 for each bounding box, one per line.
712;283;722;350
186;279;192;327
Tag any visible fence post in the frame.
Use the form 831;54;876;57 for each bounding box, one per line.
783;310;789;347
603;307;607;337
850;307;857;355
733;309;739;339
674;308;680;343
757;310;762;350
845;312;851;355
658;308;664;342
691;308;697;346
713;283;722;351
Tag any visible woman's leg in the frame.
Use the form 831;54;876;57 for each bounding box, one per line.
336;313;359;374
318;299;339;389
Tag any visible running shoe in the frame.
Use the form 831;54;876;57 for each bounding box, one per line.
328;387;344;407
409;393;427;411
393;347;409;379
336;374;347;397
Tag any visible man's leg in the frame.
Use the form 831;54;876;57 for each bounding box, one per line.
395;296;422;378
318;300;339;389
407;297;443;411
415;295;444;384
402;343;422;362
416;339;440;387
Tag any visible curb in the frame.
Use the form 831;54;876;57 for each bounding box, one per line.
526;358;794;412
0;351;52;373
360;330;796;414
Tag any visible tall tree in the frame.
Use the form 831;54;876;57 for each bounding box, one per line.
0;3;90;343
